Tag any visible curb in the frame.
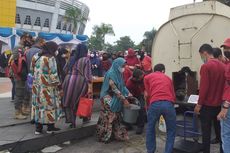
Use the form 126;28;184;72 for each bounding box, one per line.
0;122;96;153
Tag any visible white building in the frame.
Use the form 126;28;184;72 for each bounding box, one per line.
15;0;89;34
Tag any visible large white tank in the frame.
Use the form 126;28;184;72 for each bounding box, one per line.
152;1;230;81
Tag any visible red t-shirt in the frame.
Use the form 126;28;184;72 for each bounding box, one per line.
123;66;132;84
198;59;225;106
141;56;152;72
126;78;145;97
144;72;176;105
223;62;230;102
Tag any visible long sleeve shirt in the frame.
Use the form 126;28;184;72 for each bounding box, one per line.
144;72;176;105
126;78;145;97
223;62;230;102
198;59;225;106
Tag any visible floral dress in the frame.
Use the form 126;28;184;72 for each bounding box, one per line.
96;79;129;143
31;54;62;124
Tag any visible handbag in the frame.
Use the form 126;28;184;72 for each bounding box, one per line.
76;96;93;117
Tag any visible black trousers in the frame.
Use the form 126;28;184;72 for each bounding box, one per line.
136;95;146;128
213;116;221;141
200;106;223;153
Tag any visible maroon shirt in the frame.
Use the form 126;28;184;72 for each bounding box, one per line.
144;72;176;105
126;78;145;97
223;62;230;102
198;59;225;106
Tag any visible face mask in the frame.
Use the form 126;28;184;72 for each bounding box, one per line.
224;51;230;59
201;56;207;63
137;55;141;59
99;56;103;60
55;51;59;56
96;54;99;57
90;54;94;57
119;67;125;73
61;54;66;58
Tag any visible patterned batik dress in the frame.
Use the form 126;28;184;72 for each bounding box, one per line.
31;54;62;124
96;80;129;143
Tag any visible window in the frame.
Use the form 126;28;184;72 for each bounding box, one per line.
24;15;31;25
68;24;72;32
63;24;67;30
15;14;21;24
56;21;61;29
78;24;85;35
43;18;50;28
34;17;41;26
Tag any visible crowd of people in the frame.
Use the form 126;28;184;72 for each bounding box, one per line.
0;32;230;153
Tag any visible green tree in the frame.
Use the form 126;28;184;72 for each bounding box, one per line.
142;28;157;53
64;7;87;34
104;43;115;53
114;36;135;51
88;36;103;51
92;23;115;48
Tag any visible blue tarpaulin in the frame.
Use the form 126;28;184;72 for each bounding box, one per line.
38;32;58;40
16;29;36;37
58;33;74;42
0;27;88;49
0;27;13;37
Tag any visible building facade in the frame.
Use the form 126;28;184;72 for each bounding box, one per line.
15;0;89;34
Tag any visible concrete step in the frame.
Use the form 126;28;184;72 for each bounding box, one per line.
0;113;99;153
0;97;101;153
0;98;101;128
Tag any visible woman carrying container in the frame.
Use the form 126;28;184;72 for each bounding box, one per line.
62;43;92;128
96;57;132;143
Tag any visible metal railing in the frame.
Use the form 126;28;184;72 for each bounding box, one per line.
22;0;89;18
23;0;56;6
60;0;89;18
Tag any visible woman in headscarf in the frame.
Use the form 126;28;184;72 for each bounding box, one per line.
31;41;62;134
101;52;112;75
62;43;92;128
138;51;152;74
90;51;101;76
56;47;69;83
96;58;132;143
125;48;140;67
123;48;140;84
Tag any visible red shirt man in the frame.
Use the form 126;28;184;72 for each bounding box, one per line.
126;76;144;97
197;59;225;106
222;62;230;102
144;65;176;106
217;39;230;115
145;64;176;153
194;44;225;153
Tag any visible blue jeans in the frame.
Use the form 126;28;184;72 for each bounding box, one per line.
146;101;176;153
221;108;230;153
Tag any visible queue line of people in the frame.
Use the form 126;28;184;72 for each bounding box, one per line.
2;32;230;153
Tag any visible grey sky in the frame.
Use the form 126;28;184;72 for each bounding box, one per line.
82;0;202;45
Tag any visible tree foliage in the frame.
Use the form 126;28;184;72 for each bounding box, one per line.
91;23;115;50
114;36;135;51
142;28;157;53
88;36;103;51
64;7;87;34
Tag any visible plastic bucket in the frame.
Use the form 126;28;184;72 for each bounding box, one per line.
122;104;140;124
